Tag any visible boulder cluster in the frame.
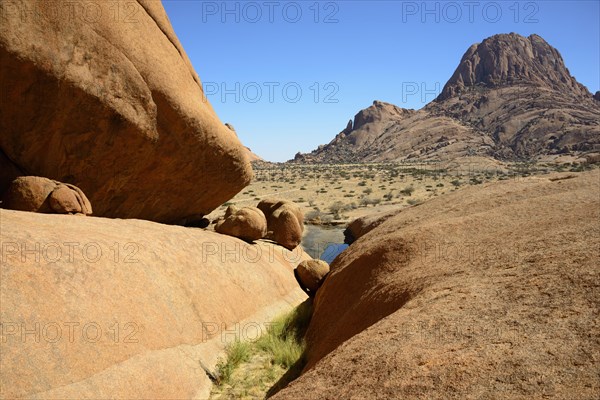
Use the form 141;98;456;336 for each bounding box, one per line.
2;176;92;215
216;198;331;295
215;198;304;250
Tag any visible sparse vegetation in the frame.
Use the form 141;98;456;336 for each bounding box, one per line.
210;302;312;399
215;341;251;385
207;161;596;226
400;186;414;196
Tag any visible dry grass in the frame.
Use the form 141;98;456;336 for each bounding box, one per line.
209;301;312;399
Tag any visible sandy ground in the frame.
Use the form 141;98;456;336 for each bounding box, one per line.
206;158;592;225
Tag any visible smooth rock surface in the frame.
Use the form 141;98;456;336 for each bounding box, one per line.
0;209;309;399
274;170;600;399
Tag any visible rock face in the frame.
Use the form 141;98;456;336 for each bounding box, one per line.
292;34;599;163
344;208;403;243
215;206;267;242
296;260;330;294
437;33;590;100
274;170;600;399
258;199;304;250
0;0;252;223
0;209;309;399
2;176;92;215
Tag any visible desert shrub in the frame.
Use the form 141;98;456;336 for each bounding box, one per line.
360;197;381;207
329;201;345;219
400;186;414;196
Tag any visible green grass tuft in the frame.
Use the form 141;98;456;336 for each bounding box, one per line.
215;340;251;384
255;301;312;368
210;301;313;398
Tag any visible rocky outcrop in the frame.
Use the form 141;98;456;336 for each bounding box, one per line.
295;260;330;294
274;170;600;399
258;199;304;250
0;209;309;399
215;206;268;242
2;176;92;215
438;33;590;101
291;34;599;163
0;0;252;223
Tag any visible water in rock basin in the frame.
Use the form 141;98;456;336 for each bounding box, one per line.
301;224;348;262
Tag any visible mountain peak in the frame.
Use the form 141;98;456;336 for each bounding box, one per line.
437;33;590;101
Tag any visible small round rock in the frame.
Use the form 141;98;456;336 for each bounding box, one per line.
296;259;330;293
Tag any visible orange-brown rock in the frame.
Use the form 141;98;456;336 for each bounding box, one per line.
344;208;402;243
258;199;304;250
0;209;309;399
224;205;241;218
2;176;92;215
49;183;93;215
215;206;267;242
296;259;330;293
274;170;600;399
0;0;252;223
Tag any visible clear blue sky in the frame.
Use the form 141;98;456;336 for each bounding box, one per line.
163;0;600;162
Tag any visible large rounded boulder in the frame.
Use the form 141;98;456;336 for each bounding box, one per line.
2;176;92;215
258;199;304;250
0;0;252;223
215;206;267;242
296;259;330;294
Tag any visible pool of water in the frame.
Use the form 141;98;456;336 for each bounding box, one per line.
301;224;346;260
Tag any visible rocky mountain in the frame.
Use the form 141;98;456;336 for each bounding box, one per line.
293;33;600;163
